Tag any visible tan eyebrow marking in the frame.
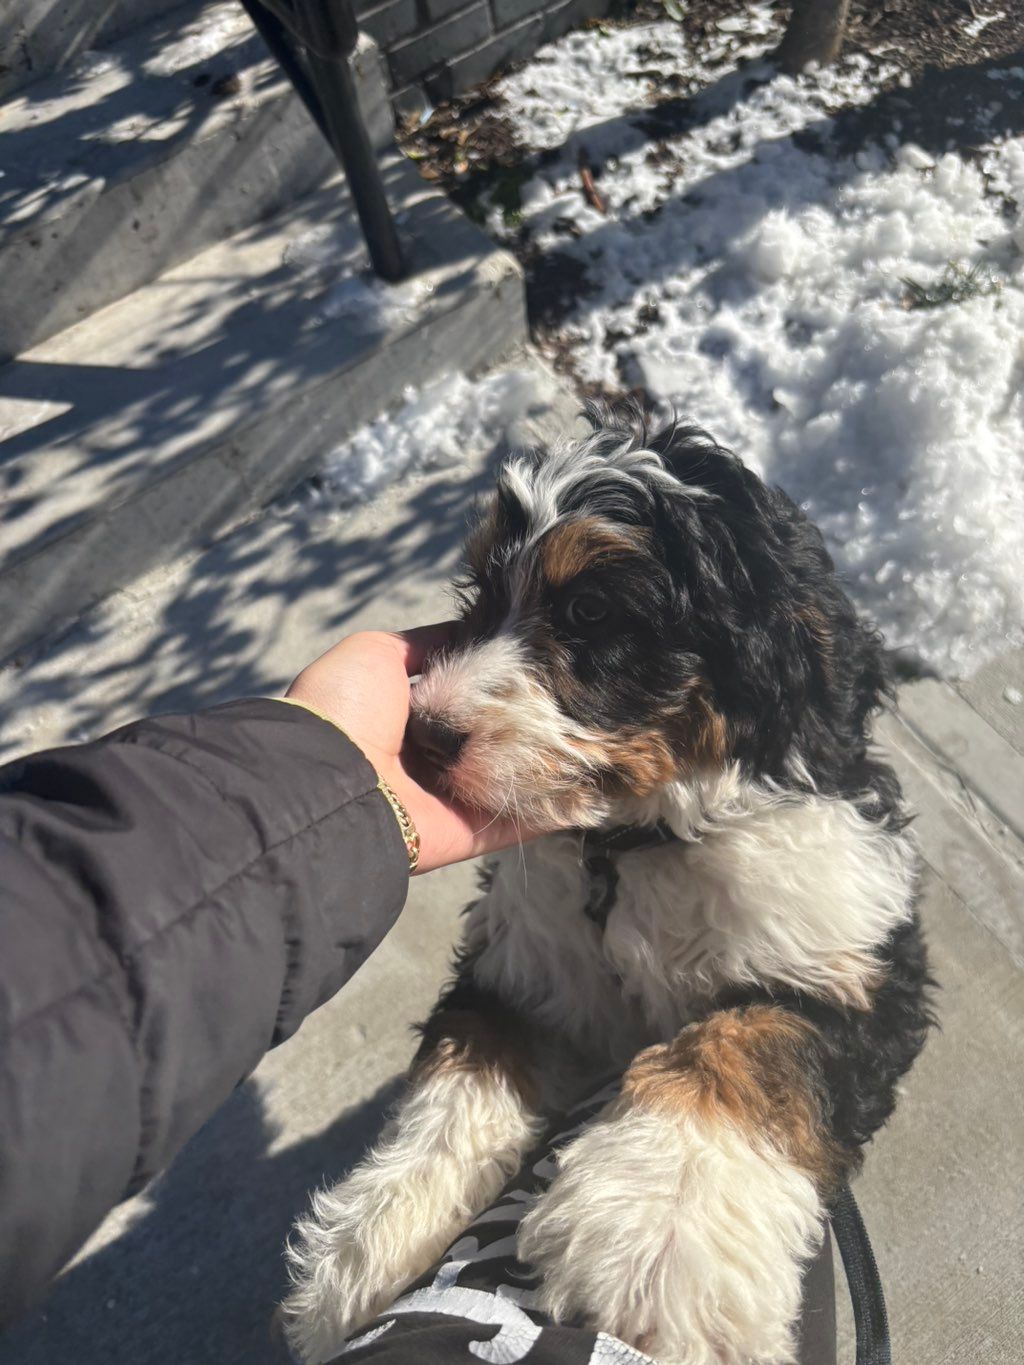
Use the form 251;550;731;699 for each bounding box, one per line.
539;517;649;588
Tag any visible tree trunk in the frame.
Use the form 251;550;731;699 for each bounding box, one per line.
775;0;851;73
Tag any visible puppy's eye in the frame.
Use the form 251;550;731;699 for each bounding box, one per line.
565;593;609;629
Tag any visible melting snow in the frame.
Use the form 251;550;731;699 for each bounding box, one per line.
282;223;433;332
281;370;547;512
69;49;123;80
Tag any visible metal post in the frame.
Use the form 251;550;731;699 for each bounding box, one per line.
303;44;405;281
240;0;405;281
240;0;333;144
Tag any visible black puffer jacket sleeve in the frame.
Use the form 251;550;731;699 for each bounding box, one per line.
0;698;408;1326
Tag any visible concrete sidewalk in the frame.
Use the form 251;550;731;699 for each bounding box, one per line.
0;357;1021;1365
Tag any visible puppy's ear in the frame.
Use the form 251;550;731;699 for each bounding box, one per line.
646;439;812;767
581;396;655;448
649;419;751;505
652;433;894;773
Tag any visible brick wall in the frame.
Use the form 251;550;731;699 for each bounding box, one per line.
354;0;613;109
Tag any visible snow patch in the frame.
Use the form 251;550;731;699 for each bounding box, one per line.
282;370;548;513
283;225;367;273
282;224;432;334
491;17;1024;677
314;275;430;333
69;49;122;80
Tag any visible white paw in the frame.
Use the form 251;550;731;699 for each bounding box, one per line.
280;1167;459;1364
517;1106;823;1365
280;1065;540;1364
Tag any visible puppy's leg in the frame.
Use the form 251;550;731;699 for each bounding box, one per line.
518;1005;847;1365
281;986;544;1364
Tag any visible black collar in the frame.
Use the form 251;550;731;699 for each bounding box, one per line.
580;819;679;858
577;820;682;930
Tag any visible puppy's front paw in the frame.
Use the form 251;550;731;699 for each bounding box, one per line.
517;1105;822;1365
280;1171;457;1364
281;1062;541;1363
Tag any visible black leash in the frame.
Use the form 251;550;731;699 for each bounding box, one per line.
831;1183;892;1365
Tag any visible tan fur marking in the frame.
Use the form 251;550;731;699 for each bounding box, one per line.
540;518;646;587
824;952;884;1011
622;1007;846;1190
678;681;730;769
567;675;729;800
592;731;680;796
413;1006;538;1108
595;679;728;796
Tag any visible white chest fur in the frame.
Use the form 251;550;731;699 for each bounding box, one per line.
467;773;918;1063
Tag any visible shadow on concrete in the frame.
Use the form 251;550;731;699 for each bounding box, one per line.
0;165;461;536
0;1;309;360
0;427;510;762
0;147;499;665
0;0;272;235
9;37;1020;565
0;0;184;101
0;1076;402;1365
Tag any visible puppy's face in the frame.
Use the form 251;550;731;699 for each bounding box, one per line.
408;407;844;828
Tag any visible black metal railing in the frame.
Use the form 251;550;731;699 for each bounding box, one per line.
240;0;405;280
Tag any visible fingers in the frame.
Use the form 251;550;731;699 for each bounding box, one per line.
389;622;459;677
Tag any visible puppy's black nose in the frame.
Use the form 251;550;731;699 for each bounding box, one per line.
406;714;467;770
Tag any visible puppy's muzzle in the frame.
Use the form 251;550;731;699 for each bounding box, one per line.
406;714;467;773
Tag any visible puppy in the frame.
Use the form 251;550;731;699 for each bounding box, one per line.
282;403;932;1365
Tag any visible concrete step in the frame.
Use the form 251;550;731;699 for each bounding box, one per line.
0;1;393;360
0;352;572;761
0;0;190;101
0;154;527;663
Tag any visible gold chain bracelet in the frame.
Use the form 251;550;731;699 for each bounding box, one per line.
377;777;421;873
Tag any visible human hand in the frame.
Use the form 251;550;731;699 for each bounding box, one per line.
286;626;539;873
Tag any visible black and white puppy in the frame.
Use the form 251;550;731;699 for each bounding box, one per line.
282;403;933;1365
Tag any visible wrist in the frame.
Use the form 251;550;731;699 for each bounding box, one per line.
275;696;425;874
372;755;471;875
375;775;420;873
